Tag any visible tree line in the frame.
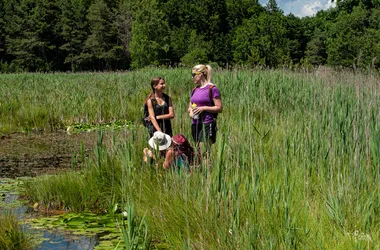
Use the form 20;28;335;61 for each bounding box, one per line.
0;0;379;72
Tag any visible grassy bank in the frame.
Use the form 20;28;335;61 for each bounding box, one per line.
2;68;379;248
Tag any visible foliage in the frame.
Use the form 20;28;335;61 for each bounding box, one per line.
305;28;327;65
80;0;124;71
27;211;125;249
14;69;380;249
130;0;170;68
66;120;133;134
3;0;60;71
121;204;151;250
232;9;289;67
180;30;209;66
0;0;379;71
58;0;89;72
0;72;151;134
0;213;33;250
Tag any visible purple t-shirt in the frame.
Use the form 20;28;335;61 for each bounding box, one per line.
190;83;221;124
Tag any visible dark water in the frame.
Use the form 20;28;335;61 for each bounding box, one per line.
0;180;99;250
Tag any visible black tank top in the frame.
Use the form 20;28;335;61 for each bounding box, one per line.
152;94;172;136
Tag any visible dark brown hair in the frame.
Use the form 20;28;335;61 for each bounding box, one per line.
145;77;164;104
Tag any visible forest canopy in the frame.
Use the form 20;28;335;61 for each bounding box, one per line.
0;0;379;72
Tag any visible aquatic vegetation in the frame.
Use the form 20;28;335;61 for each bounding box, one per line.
27;212;125;249
66;120;134;134
0;178;27;210
0;212;33;250
1;69;379;248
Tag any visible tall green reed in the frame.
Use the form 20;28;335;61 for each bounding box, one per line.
19;68;380;249
0;212;33;250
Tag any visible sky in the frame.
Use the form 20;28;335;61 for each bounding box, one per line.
259;0;336;17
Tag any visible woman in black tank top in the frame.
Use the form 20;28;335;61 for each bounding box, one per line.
144;77;174;136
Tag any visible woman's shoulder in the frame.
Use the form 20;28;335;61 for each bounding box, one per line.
209;83;221;92
163;93;172;102
209;83;220;88
208;83;220;90
163;93;171;98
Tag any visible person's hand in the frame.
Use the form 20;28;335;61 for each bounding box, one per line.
193;106;204;115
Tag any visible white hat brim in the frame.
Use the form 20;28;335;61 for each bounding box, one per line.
148;133;172;151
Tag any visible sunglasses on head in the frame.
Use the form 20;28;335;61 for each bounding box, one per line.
192;72;202;78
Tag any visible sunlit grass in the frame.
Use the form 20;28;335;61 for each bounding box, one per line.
4;68;380;248
0;212;33;250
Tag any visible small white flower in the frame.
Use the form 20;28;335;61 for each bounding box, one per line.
122;211;128;217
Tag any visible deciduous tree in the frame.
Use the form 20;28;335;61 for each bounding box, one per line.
130;0;170;68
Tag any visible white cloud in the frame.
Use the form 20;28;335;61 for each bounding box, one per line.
260;0;336;17
301;1;324;16
299;0;336;17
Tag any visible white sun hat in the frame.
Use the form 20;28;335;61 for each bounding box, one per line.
148;131;172;151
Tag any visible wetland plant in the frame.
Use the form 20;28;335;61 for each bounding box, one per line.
9;69;380;248
0;213;33;250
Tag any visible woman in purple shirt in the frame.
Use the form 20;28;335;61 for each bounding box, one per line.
188;64;223;166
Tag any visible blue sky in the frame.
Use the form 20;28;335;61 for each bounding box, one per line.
259;0;336;17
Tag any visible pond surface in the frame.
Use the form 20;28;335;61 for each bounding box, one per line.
0;131;119;249
35;230;99;250
0;178;100;250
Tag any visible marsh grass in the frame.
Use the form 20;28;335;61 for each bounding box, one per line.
0;212;33;250
5;68;380;248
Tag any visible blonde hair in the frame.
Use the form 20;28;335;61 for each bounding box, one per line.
192;64;212;83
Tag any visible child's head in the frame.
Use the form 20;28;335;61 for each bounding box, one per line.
149;131;172;151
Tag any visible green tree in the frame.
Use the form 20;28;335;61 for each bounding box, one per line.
284;14;306;65
160;0;231;65
159;0;197;64
197;0;231;65
361;7;380;68
226;0;264;29
4;0;61;71
130;0;170;68
266;0;280;12
326;3;369;67
334;0;378;13
233;3;289;68
305;28;327;65
261;9;289;67
80;0;124;70
169;25;191;64
180;30;209;66
232;17;263;65
58;0;88;71
0;1;5;62
114;0;133;68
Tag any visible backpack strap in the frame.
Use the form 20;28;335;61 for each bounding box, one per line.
190;86;198;97
208;85;215;105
